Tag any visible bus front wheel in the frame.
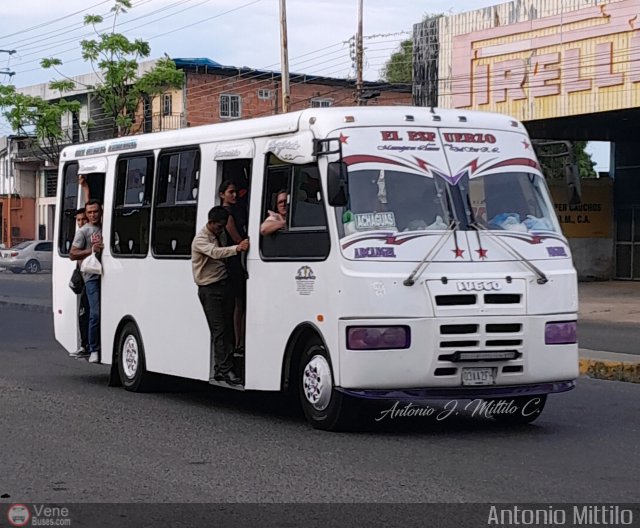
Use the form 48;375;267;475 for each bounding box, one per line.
117;322;150;392
298;341;354;431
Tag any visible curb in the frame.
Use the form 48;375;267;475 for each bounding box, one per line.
579;358;640;384
0;300;51;314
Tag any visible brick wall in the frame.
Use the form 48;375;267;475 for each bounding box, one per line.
184;72;411;127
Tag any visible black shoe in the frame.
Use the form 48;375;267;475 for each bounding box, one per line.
225;371;244;386
213;371;243;386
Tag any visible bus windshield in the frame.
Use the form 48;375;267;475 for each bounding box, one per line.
335;169;451;239
461;171;558;233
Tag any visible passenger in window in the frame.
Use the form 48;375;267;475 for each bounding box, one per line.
260;190;288;236
69;208;91;360
219;180;248;356
192;206;250;386
70;199;103;364
230;168;250;228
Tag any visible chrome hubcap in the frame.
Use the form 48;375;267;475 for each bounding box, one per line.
303;354;332;411
122;335;139;379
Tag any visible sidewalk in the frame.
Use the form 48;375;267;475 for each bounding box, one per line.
577;281;640;383
2;279;639;382
579;280;640;325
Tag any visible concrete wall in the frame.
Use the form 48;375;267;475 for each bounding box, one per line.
0;196;36;245
14;168;37;199
570;238;614;280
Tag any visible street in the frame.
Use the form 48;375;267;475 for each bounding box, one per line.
0;300;639;503
0;269;51;305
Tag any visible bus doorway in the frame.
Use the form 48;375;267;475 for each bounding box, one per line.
218;158;252;377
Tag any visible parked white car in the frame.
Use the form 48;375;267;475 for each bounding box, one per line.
0;240;53;273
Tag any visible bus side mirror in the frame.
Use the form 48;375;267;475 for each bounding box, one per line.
564;163;581;205
327;161;349;206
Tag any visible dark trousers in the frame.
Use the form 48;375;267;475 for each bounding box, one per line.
78;287;89;350
84;279;101;354
198;280;234;378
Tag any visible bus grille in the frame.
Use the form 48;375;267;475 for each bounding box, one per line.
433;320;525;376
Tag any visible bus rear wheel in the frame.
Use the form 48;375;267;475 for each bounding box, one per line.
117;322;150;392
489;394;547;425
298;340;355;431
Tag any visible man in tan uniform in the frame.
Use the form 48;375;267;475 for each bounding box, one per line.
192;206;249;385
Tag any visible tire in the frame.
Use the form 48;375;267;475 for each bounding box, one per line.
117;321;151;392
298;339;357;431
10;268;22;274
25;259;40;274
489;394;547;425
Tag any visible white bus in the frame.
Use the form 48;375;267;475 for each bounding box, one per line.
53;106;579;430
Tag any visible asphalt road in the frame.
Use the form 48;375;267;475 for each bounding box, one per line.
578;320;640;356
1;271;639;355
0;269;51;303
1;307;639;505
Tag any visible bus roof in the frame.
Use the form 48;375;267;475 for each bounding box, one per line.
59;106;527;162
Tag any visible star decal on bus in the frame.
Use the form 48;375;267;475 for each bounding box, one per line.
476;248;489;259
453;247;465;258
339;133;349;144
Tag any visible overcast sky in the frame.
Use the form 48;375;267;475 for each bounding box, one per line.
0;0;501;89
0;0;609;168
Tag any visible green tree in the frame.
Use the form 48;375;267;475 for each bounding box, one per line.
0;0;183;162
381;38;412;83
0;84;83;165
42;0;183;137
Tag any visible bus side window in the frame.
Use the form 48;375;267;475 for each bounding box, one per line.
112;153;154;257
260;158;330;261
151;147;200;258
58;162;79;256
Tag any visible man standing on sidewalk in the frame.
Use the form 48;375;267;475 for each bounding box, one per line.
70;199;103;364
192;206;249;385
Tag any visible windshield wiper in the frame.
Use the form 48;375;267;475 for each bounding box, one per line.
471;222;548;285
404;178;460;287
403;221;457;287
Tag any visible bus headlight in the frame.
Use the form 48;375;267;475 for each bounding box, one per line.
346;326;411;350
545;321;577;345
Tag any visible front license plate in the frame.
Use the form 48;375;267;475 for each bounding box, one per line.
462;367;495;386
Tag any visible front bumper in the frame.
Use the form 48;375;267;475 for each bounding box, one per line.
337;380;575;400
338;316;579;389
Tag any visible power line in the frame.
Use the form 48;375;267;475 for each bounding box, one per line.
9;0;261;76
0;0;112;41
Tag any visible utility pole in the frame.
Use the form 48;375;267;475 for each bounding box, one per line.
279;0;290;113
0;50;16;80
0;50;16;247
355;0;364;105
